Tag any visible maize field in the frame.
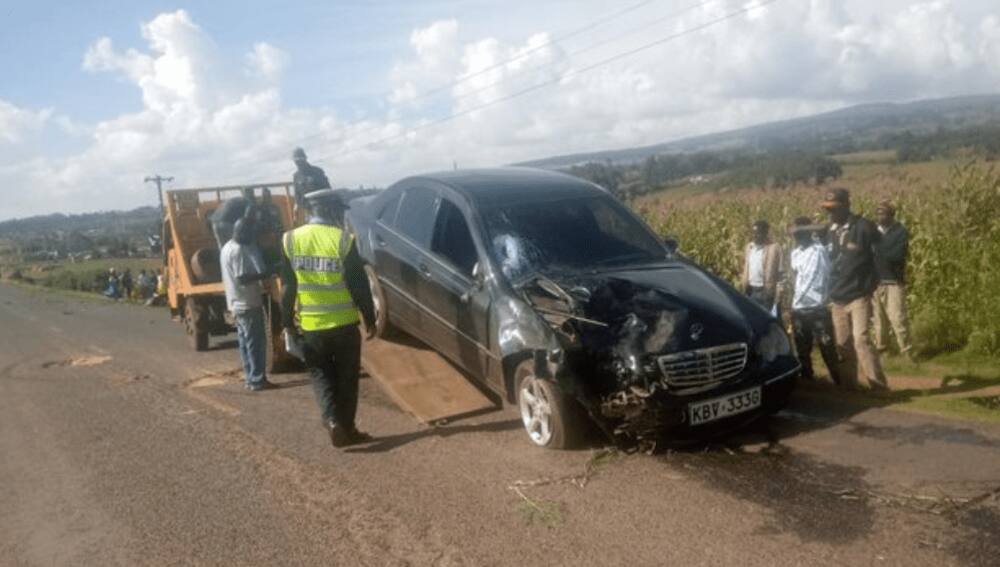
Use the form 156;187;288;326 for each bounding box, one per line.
637;161;1000;358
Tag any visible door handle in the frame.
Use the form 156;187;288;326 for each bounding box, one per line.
418;263;432;278
375;234;387;247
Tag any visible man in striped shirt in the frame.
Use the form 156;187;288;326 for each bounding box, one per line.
788;217;840;385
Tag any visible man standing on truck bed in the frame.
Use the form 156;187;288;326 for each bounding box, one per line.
291;147;331;209
279;189;376;448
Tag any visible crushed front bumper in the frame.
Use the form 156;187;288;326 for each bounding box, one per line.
599;356;801;443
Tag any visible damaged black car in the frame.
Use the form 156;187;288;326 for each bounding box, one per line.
347;167;800;449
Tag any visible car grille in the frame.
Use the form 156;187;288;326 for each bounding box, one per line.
656;343;748;391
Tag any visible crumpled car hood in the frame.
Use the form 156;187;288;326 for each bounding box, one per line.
551;262;769;356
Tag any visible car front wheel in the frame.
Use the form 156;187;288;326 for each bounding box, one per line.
515;360;580;449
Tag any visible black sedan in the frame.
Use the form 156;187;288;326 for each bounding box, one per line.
346;167;799;449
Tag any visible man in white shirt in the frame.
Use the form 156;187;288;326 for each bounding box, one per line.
740;220;783;314
788;217;841;384
221;218;276;391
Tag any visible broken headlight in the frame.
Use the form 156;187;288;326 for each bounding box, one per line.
756;322;791;363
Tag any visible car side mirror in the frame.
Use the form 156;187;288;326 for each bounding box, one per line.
663;236;679;254
472;262;485;287
461;262;484;303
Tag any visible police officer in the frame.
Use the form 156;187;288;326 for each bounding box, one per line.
279;188;376;448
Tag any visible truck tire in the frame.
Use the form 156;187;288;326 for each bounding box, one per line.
190;248;222;284
364;264;394;339
184;296;209;351
514;360;582;450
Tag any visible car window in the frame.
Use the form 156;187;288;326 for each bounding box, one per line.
377;192;402;225
395;186;438;247
431;198;478;277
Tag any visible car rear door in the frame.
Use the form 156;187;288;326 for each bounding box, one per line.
376;185;439;335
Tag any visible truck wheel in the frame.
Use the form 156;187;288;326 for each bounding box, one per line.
514;360;581;450
184;297;209;351
364;264;394;339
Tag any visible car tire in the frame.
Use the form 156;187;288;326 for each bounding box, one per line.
514;360;582;450
363;264;394;339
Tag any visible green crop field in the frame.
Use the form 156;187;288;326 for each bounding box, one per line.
634;157;1000;359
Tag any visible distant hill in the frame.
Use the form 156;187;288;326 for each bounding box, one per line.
0;207;160;241
518;94;1000;169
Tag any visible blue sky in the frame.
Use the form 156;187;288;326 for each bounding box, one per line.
1;0;999;220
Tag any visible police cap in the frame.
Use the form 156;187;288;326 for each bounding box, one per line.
304;188;350;209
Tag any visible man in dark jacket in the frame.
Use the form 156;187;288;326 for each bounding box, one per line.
822;188;888;392
872;200;914;361
291;147;331;209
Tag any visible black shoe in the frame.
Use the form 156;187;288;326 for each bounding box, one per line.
245;379;278;391
327;422;351;448
344;429;374;445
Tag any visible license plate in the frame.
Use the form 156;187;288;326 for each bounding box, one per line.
688;386;762;426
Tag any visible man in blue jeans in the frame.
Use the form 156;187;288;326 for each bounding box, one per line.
221;218;277;391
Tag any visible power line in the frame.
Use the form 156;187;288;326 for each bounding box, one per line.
433;0;713;118
311;0;781;166
222;0;669;176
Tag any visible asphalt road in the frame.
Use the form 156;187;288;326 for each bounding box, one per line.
1;282;999;566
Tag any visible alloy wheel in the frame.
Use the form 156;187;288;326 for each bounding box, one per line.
518;375;554;446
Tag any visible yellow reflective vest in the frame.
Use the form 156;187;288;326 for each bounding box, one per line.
283;223;360;331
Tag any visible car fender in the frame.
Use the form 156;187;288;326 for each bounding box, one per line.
494;295;563;403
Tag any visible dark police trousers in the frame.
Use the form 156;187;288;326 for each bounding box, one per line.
791;307;841;385
302;324;362;429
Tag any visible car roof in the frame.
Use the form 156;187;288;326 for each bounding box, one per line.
398;167;607;207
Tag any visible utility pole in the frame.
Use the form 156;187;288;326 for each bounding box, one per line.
144;175;173;218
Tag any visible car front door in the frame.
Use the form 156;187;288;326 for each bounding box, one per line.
420;194;493;381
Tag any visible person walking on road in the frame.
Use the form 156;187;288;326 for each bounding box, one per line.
872;200;915;361
221;217;277;391
788;217;841;385
821;188;888;392
739;219;783;315
279;189;377;448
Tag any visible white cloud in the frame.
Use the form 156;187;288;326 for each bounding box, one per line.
246;42;289;82
389;19;462;104
0;99;53;145
3;1;1000;220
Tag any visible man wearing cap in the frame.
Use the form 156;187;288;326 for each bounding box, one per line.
279;188;377;447
291;147;331;209
787;217;840;384
739;220;784;314
821;188;888;392
872;200;914;361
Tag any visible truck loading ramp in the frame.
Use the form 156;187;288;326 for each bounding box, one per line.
361;335;498;424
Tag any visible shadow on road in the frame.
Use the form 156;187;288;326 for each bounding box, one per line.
345;419;523;454
209;339;238;352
